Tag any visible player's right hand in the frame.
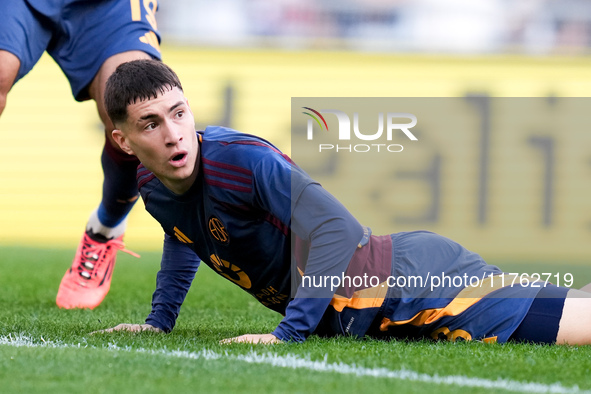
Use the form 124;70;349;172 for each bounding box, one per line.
90;323;163;334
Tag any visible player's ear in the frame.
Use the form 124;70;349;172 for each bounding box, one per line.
112;129;135;156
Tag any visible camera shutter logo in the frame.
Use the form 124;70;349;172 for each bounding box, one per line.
210;254;252;289
302;107;418;153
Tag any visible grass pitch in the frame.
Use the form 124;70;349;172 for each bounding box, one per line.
1;246;591;394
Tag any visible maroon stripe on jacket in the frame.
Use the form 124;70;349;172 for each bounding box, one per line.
202;157;253;176
203;168;251;185
205;178;252;193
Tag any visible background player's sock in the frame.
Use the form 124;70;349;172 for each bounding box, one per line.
94;137;141;236
86;208;127;242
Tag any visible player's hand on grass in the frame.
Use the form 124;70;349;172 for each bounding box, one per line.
90;323;163;335
220;333;282;345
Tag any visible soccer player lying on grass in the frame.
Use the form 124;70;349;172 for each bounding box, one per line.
94;59;591;345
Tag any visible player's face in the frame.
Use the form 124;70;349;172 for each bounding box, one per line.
112;87;199;195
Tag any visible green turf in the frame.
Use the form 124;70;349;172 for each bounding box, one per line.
0;246;590;394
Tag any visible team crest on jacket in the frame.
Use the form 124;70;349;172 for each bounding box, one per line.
208;216;229;245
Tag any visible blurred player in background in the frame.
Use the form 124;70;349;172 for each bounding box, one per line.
0;0;161;309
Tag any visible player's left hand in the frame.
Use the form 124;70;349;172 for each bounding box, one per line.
89;323;163;335
220;333;282;345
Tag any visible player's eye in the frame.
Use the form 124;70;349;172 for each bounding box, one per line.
144;122;157;130
175;110;184;118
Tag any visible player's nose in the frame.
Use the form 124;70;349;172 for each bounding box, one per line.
163;122;183;145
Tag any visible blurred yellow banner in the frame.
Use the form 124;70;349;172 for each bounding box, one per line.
2;46;591;262
292;98;591;262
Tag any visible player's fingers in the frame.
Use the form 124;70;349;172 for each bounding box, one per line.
219;335;244;344
89;323;138;335
89;328;112;335
220;334;280;345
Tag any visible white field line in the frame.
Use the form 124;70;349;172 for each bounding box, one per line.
0;334;588;394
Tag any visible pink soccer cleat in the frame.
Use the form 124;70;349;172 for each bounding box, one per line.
56;231;139;309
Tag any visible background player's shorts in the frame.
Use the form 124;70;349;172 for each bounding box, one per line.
0;0;162;101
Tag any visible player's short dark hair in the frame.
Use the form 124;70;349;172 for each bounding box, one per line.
104;59;183;126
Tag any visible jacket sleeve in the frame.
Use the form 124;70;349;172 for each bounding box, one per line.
145;233;201;332
271;182;363;342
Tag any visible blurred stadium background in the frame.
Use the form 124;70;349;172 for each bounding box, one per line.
2;0;591;265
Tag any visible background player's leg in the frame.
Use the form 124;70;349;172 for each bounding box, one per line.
0;50;20;116
55;51;152;310
86;51;153;237
89;51;153;148
55;0;161;309
556;289;591;345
